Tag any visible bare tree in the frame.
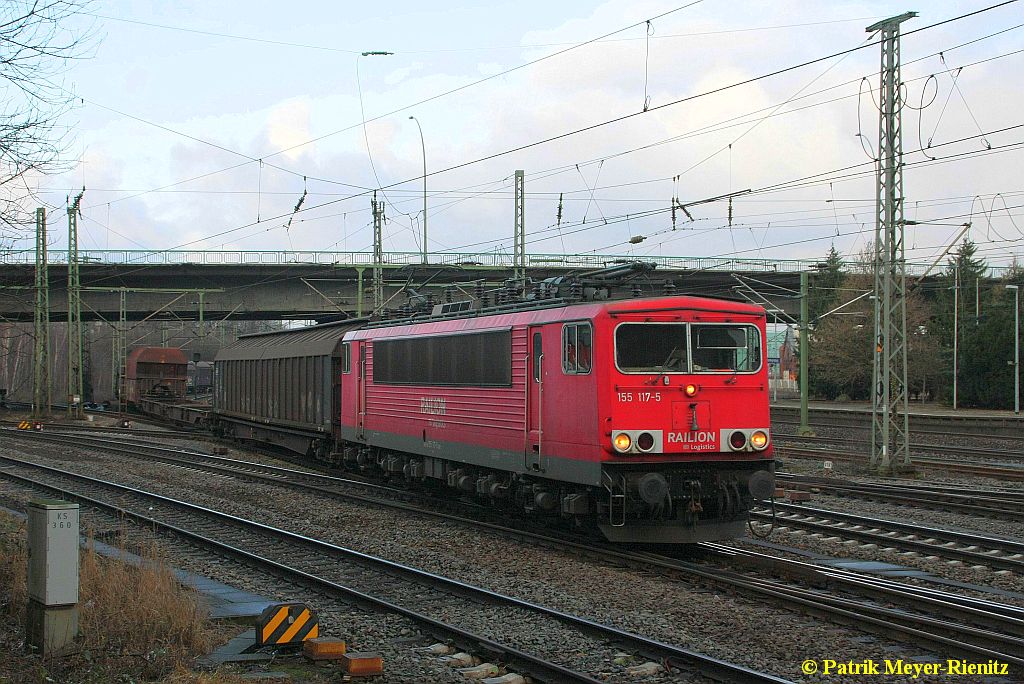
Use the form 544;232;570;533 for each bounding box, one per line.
810;268;941;401
809;272;874;399
1;1;95;246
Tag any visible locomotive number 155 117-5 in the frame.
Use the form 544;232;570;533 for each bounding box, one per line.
616;392;662;402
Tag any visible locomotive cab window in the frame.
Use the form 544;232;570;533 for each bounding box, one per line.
562;322;592;375
615;322;762;374
341;343;351;373
615;323;687;373
690;324;761;373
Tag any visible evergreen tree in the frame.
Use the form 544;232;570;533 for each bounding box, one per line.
808;245;844;321
929;240;1020;407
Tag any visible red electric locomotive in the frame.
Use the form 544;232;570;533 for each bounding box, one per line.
339;294;774;543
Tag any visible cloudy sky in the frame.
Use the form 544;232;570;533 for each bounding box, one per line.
25;0;1024;269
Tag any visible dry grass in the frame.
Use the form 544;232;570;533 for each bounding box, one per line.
76;535;214;676
0;514;28;622
0;510;218;682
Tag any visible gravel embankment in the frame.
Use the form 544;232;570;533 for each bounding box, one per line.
4;438;1016;683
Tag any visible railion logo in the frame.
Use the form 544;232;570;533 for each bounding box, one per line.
420;397;446;415
667;431;715;444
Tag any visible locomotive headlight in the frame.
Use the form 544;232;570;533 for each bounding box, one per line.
729;430;748;450
613;432;632;452
684;383;698;397
750;430;769;450
636;432;655;452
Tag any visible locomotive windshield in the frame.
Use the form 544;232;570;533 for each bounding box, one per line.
690;324;761;373
616;324;687;372
615;323;761;374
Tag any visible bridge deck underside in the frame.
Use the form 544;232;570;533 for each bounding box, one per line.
0;263;804;322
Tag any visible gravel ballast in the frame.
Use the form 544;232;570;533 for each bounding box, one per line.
3;437;1019;683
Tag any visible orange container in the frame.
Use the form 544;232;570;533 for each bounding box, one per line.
303;637;346;660
340;651;384;676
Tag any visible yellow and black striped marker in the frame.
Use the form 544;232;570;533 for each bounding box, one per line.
18;421;31;430
255;602;319;647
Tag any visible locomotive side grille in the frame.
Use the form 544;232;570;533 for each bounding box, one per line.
373;330;512;387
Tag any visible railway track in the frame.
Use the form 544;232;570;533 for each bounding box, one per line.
772;418;1022;443
0;452;787;684
751;502;1024;573
771;405;1024;439
775;432;1024;464
776;473;1024;521
4;430;1024;672
695;542;1024;651
0;420;202;439
17;428;1024;572
774;444;1024;481
20;429;1024;565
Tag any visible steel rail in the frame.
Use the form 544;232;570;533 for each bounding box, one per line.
775;431;1024;462
27;427;1024;509
772;417;1023;441
4;432;1023;667
777;475;1024;502
1;428;426;509
702;543;1024;656
770;406;1024;440
774;445;1024;481
751;503;1024;573
776;473;1024;521
18;429;1024;571
771;404;1024;422
0;454;790;684
0;422;204;439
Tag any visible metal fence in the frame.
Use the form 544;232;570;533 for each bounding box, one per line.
1;248;991;276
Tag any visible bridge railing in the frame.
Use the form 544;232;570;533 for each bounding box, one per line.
0;249;1007;276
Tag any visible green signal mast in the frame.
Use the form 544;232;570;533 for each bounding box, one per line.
67;189;85;419
33;208;51;418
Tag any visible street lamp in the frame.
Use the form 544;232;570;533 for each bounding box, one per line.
1008;284;1020;415
408;116;427;265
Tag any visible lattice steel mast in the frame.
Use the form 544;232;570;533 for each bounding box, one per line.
33;208;51;418
111;289;127;401
67;190;85;419
869;12;916;473
372;191;384;313
514;170;525;285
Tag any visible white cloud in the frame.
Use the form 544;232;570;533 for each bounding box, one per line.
28;0;1024;269
384;61;425;85
265;98;314;160
477;62;504;76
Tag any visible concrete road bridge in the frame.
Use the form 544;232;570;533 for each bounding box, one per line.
0;248;895;323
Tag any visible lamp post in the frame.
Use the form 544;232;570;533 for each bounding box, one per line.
1008;284;1020;415
408;116;427;265
952;269;959;410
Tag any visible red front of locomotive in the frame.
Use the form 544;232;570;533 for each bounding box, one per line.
336;295;774;544
591;297;776;542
